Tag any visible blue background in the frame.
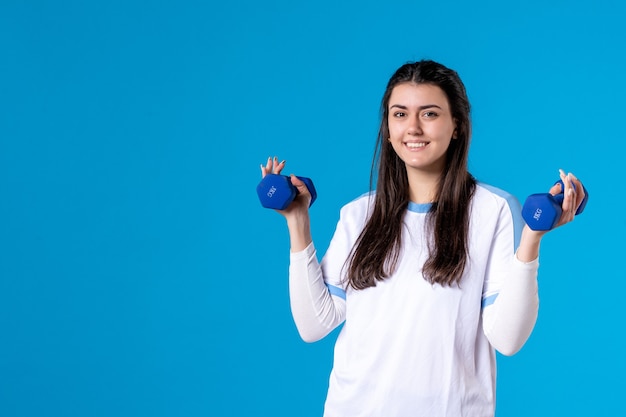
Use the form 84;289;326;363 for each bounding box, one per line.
1;0;623;416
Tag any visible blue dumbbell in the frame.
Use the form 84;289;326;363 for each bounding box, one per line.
522;180;588;231
256;174;317;210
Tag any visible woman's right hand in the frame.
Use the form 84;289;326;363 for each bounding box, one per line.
260;156;313;217
260;156;314;251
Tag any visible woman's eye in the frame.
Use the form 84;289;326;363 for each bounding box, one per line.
423;111;438;118
394;112;406;117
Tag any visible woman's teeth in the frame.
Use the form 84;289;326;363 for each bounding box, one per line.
406;142;427;148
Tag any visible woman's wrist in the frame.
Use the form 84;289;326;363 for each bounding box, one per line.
515;225;545;263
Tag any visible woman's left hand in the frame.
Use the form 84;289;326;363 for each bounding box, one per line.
549;169;587;230
517;169;587;262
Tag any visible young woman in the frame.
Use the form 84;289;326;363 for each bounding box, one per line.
260;60;586;417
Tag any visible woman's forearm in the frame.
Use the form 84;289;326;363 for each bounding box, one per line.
286;213;313;252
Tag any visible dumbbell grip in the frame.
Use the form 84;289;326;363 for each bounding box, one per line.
256;174;317;210
555;179;588;215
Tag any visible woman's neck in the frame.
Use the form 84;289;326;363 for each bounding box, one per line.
406;169;442;204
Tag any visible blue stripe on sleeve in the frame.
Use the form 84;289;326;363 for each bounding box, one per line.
478;183;525;251
326;284;346;300
482;293;498;309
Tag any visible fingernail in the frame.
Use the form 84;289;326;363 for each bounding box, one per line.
559;168;566;177
280;160;286;165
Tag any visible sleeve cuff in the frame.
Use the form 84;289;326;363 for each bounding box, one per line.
290;241;316;262
514;253;539;268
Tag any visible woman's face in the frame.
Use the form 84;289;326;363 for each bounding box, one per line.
387;82;456;176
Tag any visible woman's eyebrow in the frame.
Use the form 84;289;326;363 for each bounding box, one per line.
389;104;443;110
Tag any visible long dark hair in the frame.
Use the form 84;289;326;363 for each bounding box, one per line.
346;60;476;289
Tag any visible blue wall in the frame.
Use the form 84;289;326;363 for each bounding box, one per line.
1;0;623;416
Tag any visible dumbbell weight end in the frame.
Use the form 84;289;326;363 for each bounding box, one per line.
522;193;564;231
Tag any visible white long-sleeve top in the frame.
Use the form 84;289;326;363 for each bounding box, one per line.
288;184;539;417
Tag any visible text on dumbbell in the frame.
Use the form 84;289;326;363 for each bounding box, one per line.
267;186;277;198
533;208;542;221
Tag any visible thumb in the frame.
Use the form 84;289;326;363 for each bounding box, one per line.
290;174;310;196
548;181;562;196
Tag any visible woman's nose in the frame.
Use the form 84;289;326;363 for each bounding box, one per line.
407;116;423;135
